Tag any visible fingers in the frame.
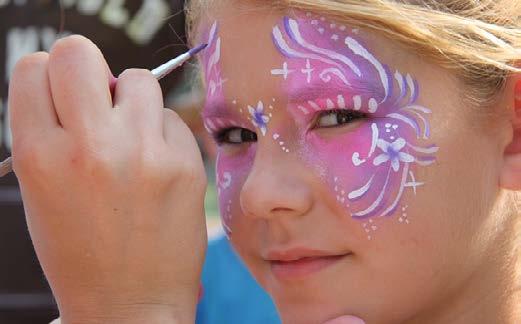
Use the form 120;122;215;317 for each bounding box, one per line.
8;51;60;145
113;69;164;136
48;35;113;132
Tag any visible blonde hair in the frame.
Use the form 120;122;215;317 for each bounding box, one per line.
185;0;521;106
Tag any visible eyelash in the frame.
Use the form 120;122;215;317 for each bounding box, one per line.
213;127;257;145
212;109;367;145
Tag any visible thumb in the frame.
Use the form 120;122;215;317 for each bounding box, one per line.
322;315;366;324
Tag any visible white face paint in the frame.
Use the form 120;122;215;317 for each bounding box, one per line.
268;13;438;240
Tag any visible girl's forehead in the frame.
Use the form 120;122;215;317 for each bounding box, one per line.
198;9;287;101
197;6;432;113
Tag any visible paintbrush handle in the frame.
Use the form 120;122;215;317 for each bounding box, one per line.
0;157;12;178
0;44;207;178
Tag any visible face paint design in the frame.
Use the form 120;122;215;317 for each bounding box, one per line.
247;101;271;136
201;22;234;238
201;13;438;241
270;14;438;234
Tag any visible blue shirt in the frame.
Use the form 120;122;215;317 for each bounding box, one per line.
196;235;281;324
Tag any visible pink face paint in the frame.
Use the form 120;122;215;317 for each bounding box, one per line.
201;22;259;238
271;13;438;229
201;13;438;240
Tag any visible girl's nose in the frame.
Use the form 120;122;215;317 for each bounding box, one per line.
239;150;314;221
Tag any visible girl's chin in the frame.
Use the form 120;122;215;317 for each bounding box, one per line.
272;294;351;324
277;308;349;324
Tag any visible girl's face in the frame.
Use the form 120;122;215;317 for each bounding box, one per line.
198;5;512;324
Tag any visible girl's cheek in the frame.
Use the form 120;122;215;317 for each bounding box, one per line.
215;146;255;238
302;118;436;238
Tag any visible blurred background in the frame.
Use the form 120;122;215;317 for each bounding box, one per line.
0;1;223;323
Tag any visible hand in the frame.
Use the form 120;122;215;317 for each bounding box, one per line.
9;35;207;323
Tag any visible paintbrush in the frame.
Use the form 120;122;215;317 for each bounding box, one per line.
0;43;208;178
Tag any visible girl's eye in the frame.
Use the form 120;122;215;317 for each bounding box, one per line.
215;127;257;145
315;109;367;128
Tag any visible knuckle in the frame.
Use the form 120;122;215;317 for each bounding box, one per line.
13;52;48;73
163;108;179;117
163;108;182;122
49;35;99;71
118;68;155;83
68;144;116;176
49;34;90;57
11;52;48;82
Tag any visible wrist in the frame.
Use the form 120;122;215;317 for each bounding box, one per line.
58;300;196;324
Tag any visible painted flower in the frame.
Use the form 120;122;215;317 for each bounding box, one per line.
373;138;415;172
248;101;270;136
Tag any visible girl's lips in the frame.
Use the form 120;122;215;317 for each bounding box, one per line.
270;253;351;281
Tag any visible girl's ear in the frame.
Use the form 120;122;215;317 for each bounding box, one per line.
500;79;521;190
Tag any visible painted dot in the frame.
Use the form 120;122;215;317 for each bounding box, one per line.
330;23;336;29
272;98;276;102
273;134;280;140
399;218;403;223
285;149;290;153
311;20;318;25
385;123;391;128
368;235;372;240
390;136;395;140
341;190;345;195
369;219;373;223
352;28;359;34
339;25;346;31
318;27;325;34
279;141;284;145
371;225;377;231
334;177;339;182
363;223;367;227
320;17;326;21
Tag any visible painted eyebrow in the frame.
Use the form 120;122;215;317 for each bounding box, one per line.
202;98;245;121
287;79;382;103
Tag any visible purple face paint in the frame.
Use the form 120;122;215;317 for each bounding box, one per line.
201;13;438;241
271;13;438;236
